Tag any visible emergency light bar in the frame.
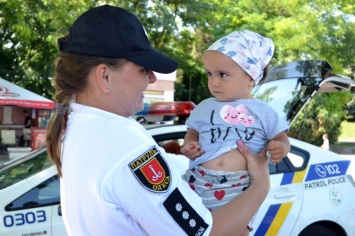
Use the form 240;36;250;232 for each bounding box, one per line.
134;101;196;124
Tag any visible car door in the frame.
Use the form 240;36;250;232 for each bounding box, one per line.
150;126;307;235
1;181;54;236
28;174;66;236
51;204;67;236
44;176;67;236
251;144;308;235
0;150;58;236
25;169;65;236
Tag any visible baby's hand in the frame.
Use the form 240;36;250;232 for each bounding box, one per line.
180;141;205;160
267;140;288;164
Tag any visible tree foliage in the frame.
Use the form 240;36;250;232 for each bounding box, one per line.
1;0;355;145
0;0;93;97
289;91;352;145
2;0;354;95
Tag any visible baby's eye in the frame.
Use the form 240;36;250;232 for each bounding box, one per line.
220;73;227;78
206;71;212;77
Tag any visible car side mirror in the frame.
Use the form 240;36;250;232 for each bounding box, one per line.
58;205;62;216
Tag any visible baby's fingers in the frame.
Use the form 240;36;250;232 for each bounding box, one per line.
189;149;205;160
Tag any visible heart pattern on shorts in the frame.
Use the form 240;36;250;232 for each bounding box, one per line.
214;190;225;201
198;170;206;176
231;183;241;187
189;175;196;183
220;175;227;184
242;185;249;191
205;183;213;188
189;183;195;190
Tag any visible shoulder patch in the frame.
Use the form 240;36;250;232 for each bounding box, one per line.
129;146;171;193
164;188;209;236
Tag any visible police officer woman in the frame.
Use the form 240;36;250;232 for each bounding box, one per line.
46;5;270;236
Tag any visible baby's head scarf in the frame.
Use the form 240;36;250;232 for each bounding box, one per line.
206;30;274;85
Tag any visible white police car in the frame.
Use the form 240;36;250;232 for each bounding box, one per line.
1;60;355;235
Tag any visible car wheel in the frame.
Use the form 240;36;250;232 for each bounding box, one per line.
299;225;338;236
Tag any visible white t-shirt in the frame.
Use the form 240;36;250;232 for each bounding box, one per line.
60;102;212;236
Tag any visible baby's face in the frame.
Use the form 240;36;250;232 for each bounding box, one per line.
204;50;254;102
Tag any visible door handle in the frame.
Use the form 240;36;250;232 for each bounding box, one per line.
274;191;296;199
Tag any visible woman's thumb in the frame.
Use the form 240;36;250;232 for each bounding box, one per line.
237;140;251;157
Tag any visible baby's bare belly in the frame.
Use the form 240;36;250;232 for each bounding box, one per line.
200;148;247;172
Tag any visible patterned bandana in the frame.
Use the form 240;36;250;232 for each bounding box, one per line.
207;30;274;85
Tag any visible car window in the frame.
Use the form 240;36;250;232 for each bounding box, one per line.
287;145;309;171
158;139;184;154
153;131;186;155
5;176;60;211
0;151;53;190
269;145;309;174
253;79;299;122
288;152;304;168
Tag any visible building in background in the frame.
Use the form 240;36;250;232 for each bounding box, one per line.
0;78;54;154
144;71;176;103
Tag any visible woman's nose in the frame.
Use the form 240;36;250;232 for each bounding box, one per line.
148;71;157;83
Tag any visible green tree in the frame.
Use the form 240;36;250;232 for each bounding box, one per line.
344;89;355;121
0;0;92;98
1;0;355;144
1;0;214;101
2;0;355;100
289;91;352;145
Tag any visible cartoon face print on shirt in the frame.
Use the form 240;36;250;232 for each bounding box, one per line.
205;103;256;144
239;113;255;127
220;103;255;126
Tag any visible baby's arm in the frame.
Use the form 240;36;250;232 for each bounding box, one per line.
180;128;205;160
267;132;290;164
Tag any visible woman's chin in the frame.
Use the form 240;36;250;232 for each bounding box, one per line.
136;102;145;113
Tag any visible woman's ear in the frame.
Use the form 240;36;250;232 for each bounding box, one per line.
95;64;110;93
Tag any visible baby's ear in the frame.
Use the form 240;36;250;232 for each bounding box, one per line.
249;77;255;87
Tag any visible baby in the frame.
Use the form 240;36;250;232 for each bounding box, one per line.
181;30;290;234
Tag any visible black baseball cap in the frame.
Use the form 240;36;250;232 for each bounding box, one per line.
58;5;178;74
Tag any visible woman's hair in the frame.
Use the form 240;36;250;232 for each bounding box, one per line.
46;43;125;177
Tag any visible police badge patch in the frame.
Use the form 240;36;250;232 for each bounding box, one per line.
129;146;171;193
